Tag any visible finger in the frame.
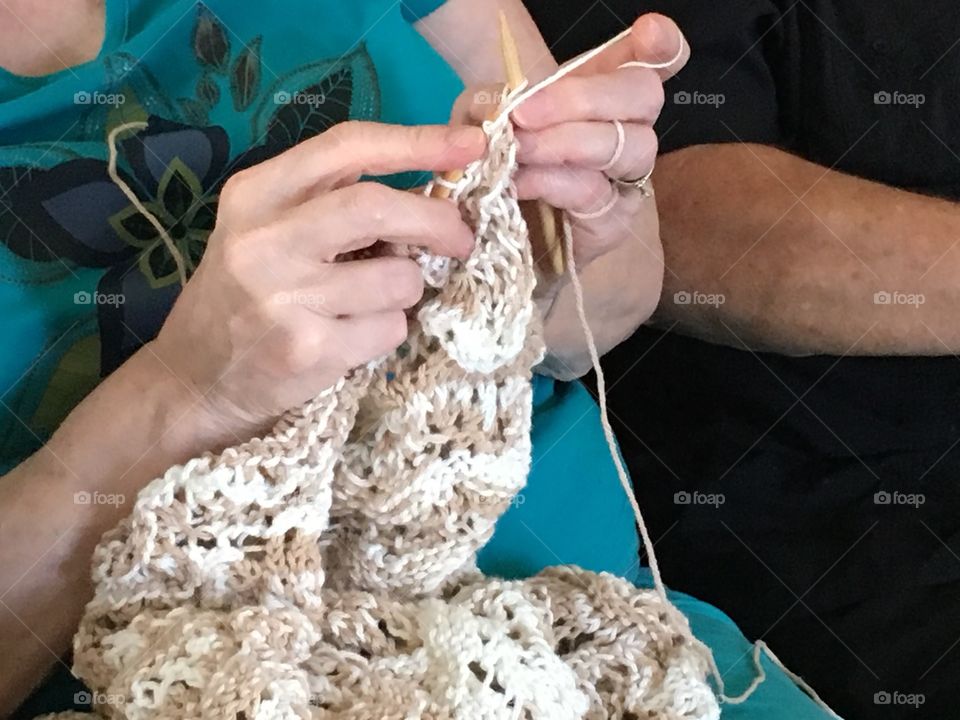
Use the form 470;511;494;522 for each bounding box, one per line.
512;68;664;129
278;182;475;260
514;165;614;216
296;256;425;316
333;311;409;366
230;122;486;218
571;13;689;80
516;122;657;178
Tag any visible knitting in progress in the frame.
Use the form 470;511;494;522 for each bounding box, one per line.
41;28;837;720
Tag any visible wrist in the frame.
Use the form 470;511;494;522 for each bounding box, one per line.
131;342;253;462
44;344;241;504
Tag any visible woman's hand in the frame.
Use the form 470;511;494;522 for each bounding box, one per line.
457;13;688;270
151;121;485;436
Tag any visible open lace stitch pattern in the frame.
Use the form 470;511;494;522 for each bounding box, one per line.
42;115;720;720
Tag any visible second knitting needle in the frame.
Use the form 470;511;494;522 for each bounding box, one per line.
432;10;564;275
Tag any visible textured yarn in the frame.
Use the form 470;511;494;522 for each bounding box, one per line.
39;109;722;720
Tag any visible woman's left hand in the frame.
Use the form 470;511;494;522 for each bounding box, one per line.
454;13;689;272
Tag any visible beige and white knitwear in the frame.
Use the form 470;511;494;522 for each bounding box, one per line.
40;33;729;720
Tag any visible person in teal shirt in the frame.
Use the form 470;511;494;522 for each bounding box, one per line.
0;1;835;717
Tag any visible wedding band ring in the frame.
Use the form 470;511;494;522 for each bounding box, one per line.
612;168;654;197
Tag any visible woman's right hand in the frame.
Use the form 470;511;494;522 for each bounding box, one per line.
150;121;486;438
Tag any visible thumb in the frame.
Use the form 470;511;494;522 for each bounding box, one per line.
572;13;689;81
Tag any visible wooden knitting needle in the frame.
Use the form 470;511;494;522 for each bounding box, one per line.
497;11;564;276
431;11;564;275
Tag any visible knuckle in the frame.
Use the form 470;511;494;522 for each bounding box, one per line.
220;233;252;280
406;124;433;151
225;312;249;348
325;119;362;147
269;330;318;376
641;128;659;168
565;80;594;119
338;182;390;228
647;76;666;117
382;312;409;349
586;173;611;207
219;169;253;213
220;227;272;284
386;259;425;307
635;70;665;117
423;197;466;238
285;336;319;374
349;181;389;211
520;168;546;198
436;197;465;225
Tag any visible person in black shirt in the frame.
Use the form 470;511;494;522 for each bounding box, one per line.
524;1;960;718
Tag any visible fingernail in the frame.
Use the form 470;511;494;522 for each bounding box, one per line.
642;13;674;55
448;125;485;150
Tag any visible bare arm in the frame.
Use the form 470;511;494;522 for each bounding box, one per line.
0;349;224;713
418;1;676;378
652;142;960;355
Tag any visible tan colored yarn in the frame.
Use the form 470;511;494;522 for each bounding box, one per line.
39;101;722;719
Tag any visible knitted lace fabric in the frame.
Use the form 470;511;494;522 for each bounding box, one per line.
44;116;720;720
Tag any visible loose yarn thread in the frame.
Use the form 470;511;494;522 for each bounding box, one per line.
107;123;189;287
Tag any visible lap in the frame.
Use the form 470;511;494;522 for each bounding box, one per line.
479;377;836;720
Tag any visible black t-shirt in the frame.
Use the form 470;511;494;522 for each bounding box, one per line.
525;1;960;717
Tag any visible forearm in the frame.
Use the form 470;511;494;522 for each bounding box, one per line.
415;0;557;86
0;346;230;713
654;143;960;354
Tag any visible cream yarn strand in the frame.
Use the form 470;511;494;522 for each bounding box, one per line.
107;122;189;287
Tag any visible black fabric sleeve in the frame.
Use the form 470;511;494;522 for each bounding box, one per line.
647;0;788;153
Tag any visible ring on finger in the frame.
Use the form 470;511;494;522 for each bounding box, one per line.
611;164;655;198
597;119;626;172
